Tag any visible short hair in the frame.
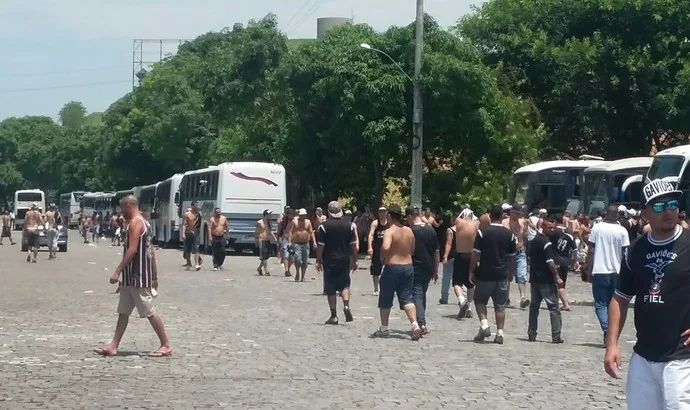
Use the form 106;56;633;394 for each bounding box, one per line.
553;213;564;224
542;214;556;224
389;211;404;223
489;205;503;221
120;195;138;207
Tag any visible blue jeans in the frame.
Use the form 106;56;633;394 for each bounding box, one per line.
413;276;432;326
440;258;454;301
592;273;618;334
515;250;528;283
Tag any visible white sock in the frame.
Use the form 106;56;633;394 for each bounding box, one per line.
467;303;474;312
380;325;389;331
458;295;466;305
411;321;419;328
497;329;504;336
480;319;489;330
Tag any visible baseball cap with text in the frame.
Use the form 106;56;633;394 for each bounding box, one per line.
642;179;683;206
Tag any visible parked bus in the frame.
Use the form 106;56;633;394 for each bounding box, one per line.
95;193;115;215
59;191;86;228
509;155;605;215
112;188;141;212
582;157;652;217
13;189;46;230
81;192;99;218
137;183;158;239
154;174;183;247
641;144;690;211
178;162;286;253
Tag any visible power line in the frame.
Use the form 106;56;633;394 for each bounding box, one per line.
0;66;131;79
0;80;131;93
283;0;316;34
286;0;327;35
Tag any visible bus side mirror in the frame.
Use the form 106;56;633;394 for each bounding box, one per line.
174;192;180;206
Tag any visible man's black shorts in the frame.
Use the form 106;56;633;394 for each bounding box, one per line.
453;252;474;289
26;230;40;247
558;265;569;287
370;258;382;276
324;262;351;296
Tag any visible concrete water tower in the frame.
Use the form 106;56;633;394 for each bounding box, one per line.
316;17;353;39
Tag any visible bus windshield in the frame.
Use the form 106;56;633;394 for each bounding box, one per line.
584;172;610;216
17;192;43;202
73;192;85;202
511;173;530;205
530;171;569;211
647;155;685;180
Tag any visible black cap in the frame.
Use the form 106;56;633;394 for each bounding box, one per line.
388;204;403;216
405;206;419;217
284;206;292;212
263;209;272;216
511;203;523;212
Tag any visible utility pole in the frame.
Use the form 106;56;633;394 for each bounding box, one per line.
410;0;424;209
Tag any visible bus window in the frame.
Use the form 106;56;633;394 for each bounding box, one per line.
679;163;690;191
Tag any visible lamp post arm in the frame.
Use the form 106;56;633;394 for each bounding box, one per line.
369;48;415;84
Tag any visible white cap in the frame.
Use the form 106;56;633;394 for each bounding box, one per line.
618;204;628;212
539;208;547;214
345;210;352;215
298;208;307;216
642;179;683;205
627;209;637;217
501;203;511;211
459;209;474;219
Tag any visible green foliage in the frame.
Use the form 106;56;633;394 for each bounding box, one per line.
58;101;87;131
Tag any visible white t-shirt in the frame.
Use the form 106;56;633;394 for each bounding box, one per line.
527;216;539;241
589;221;630;274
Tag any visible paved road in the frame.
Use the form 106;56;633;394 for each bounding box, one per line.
0;232;634;409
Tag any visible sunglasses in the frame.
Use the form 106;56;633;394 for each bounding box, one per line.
651;199;680;213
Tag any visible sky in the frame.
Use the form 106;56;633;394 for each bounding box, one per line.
0;0;481;121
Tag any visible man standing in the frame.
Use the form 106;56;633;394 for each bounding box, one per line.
277;206;295;277
288;208;317;282
0;209;15;245
23;203;42;263
503;204;530;308
552;213;576;311
316;201;357;325
470;205;516;344
367;207;389;296
527;215;564;343
605;179;690;409
408;206;440;335
371;204;422;340
208;207;228;271
93;195;172;358
440;211;460;304
181;201;202;271
255;210;276;276
454;209;480;319
45;205;63;260
585;203;630;344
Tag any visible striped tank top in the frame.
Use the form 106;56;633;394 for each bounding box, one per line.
121;215;153;288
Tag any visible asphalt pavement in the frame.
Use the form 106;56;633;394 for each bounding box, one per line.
0;232;634;409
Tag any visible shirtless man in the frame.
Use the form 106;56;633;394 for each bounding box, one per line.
276;207;296;277
479;211;491;230
110;213;120;246
208;207;229;271
454;209;480;319
23;204;42;263
181;202;202;271
287;208;316;282
81;214;91;243
422;207;442;228
503;204;530;308
367;207;389;295
255;210;277;276
371;204;422;340
44;205;58;260
0;210;15;245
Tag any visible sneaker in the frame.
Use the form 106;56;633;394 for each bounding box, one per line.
420;325;429;336
344;308;354;322
213;267;218;271
473;327;491;341
465;309;474;319
494;335;504;344
528;334;537;342
294;275;300;282
552;336;564;344
195;265;201;271
257;268;264;276
370;329;390;338
520;299;530;309
411;324;422;341
373;291;379;296
439;298;448;305
265;271;270;276
325;316;338;325
457;302;468;319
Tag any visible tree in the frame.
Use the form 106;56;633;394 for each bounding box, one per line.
58;101;87;131
458;0;690;158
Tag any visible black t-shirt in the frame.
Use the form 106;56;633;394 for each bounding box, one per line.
550;227;575;268
411;223;439;280
616;226;690;362
371;220;389;257
473;223;516;281
529;232;556;284
316;218;357;265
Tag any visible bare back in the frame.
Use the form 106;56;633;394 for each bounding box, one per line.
479;213;490;230
24;210;41;230
455;218;479;253
45;210;55;227
381;224;414;265
503;217;527;250
1;214;9;227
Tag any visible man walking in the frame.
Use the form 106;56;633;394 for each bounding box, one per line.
470;205;516;344
288;208;316;282
316;201;357;325
181;201;202;271
552;213;576;311
371;204;422;340
208;207;228;271
23;204;42;263
440;211;459;304
527;215;564;343
503;204;530;308
585;203;630;344
255;210;276;276
454;208;480;319
605;179;690;409
0;209;15;245
93;195;172;357
408;206;440;335
367;207;389;296
277;206;295;277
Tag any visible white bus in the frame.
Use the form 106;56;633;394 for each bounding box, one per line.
112;187;141;213
178;162;286;253
81;192;99;218
509;155;605;215
641;144;690;211
13;189;46;230
59;191;86;228
137;183;158;239
582;157;652;217
154;173;183;247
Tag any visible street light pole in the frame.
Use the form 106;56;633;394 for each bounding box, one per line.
411;0;424;209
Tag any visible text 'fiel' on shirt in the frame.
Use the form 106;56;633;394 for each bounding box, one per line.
473;223;516;281
616;226;690;363
316;218;357;264
411;223;439;279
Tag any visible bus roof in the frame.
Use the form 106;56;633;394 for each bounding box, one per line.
15;189;44;192
655;144;690;157
514;159;605;174
139;182;159;190
584;157;653;173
